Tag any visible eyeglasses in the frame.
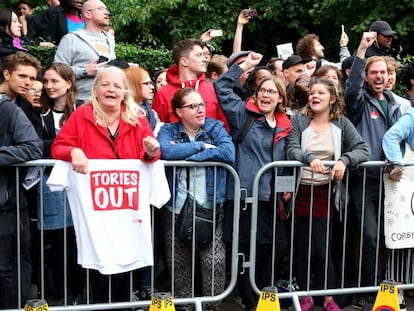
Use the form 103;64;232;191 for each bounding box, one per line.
87;6;110;13
142;81;154;87
258;87;278;95
181;102;206;111
27;88;42;95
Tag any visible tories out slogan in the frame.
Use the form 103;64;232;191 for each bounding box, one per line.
90;170;140;211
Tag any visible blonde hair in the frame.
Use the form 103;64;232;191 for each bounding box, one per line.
88;66;145;127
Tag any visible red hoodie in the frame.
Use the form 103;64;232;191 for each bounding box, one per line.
152;64;229;131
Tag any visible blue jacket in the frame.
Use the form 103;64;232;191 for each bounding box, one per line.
214;64;291;200
158;118;235;212
344;57;401;177
383;109;414;165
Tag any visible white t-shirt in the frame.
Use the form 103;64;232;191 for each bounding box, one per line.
47;159;170;275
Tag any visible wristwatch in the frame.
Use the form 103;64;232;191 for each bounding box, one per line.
82;67;88;78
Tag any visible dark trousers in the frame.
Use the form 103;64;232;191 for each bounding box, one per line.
348;175;382;287
0;209;31;309
44;227;84;299
293;216;336;291
238;241;288;309
90;270;132;303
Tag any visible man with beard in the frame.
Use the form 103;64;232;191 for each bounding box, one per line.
344;31;403;311
366;21;396;58
296;32;350;74
54;0;114;104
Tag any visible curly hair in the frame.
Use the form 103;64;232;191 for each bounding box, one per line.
296;34;319;60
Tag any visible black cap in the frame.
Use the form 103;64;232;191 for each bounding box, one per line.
282;55;309;70
369;21;396;36
227;50;252;67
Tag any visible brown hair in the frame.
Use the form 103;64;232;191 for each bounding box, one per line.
171;39;204;64
171;87;197;117
40;63;77;127
1;51;41;73
254;76;287;113
313;64;344;100
302;77;343;121
365;56;386;73
296;34;319;60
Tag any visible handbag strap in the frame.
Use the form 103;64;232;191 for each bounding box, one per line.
186;167;190;192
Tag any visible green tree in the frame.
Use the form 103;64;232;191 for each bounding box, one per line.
6;0;414;59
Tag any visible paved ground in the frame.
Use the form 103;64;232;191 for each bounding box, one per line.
220;293;414;310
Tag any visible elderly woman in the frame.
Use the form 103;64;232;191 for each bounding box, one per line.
51;66;160;304
214;51;292;311
158;87;234;311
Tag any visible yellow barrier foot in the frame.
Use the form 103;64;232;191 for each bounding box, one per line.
24;299;48;311
149;292;176;311
373;280;400;311
256;286;280;311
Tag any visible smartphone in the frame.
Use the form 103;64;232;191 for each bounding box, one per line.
210;29;223;37
97;55;109;63
244;9;257;18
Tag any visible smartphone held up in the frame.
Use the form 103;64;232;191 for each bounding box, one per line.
243;9;257;18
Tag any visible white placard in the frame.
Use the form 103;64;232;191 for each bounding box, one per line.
276;43;294;60
384;147;414;249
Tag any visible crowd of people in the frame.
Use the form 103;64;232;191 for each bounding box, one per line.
1;2;414;311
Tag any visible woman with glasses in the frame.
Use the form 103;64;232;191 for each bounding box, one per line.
23;80;43;108
124;66;163;136
214;51;291;311
158;87;234;311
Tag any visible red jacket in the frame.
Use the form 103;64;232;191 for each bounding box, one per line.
152;64;229;131
51;104;160;162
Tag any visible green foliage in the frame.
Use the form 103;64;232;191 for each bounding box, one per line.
25;45;56;67
25;44;172;75
102;0;414;62
7;0;414;68
115;43;173;74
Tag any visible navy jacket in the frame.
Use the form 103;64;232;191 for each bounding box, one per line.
214;64;291;200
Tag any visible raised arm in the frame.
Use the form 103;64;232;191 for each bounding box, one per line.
232;9;251;54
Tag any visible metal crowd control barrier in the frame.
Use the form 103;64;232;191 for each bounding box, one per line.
5;160;240;311
248;160;414;310
5;159;414;311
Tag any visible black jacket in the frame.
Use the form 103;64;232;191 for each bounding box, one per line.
0;94;43;210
